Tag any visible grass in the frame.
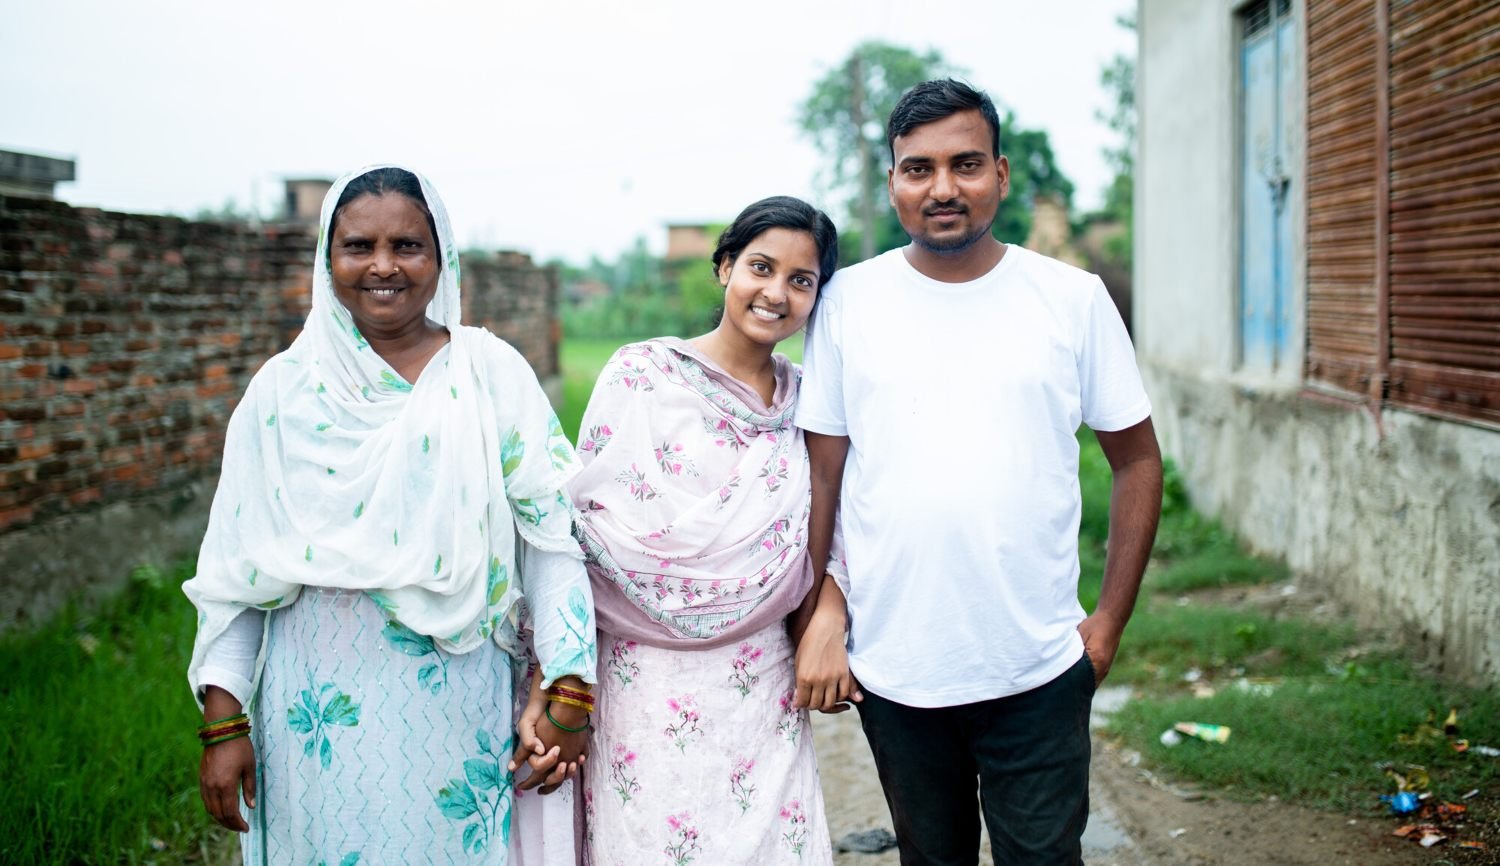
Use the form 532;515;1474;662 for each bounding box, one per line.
1076;430;1500;828
0;561;226;865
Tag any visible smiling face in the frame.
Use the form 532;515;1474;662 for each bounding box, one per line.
716;227;822;349
328;192;442;340
888;109;1010;257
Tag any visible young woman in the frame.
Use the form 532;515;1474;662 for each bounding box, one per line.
568;196;839;864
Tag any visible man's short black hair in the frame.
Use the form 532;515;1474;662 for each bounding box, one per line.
887;79;1002;163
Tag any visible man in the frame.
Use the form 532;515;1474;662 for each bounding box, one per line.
792;79;1162;865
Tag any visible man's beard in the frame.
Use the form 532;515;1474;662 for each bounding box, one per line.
909;214;995;256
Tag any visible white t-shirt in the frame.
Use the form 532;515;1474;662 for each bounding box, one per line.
795;245;1150;708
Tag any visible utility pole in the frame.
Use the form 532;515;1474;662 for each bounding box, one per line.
850;53;876;261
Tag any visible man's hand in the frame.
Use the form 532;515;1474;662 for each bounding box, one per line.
1076;611;1124;687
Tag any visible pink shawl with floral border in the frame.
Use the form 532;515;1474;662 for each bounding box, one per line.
569;338;814;648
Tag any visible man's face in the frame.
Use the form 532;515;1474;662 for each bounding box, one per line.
888;109;1010;256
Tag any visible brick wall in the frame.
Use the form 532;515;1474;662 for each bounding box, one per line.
0;195;561;627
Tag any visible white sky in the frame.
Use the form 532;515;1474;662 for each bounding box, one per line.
2;0;1133;263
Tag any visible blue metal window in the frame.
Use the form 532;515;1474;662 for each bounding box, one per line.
1239;0;1296;370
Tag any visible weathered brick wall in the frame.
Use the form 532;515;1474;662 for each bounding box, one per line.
463;250;561;382
0;196;561;628
0;195;315;535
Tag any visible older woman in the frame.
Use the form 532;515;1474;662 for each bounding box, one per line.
184;165;595;863
570;196;839;864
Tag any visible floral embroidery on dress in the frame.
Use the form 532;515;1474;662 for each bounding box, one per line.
579;424;614;454
315;852;361;866
758;456;790;495
776;688;802;745
663;812;702;866
381;619;448;694
714;474;741;510
545;587;596;684
780;799;809;855
729;643;764;697
286;674;361;770
730;757;757;813
654;441;700;477
702;416;746;451
545;415;574;470
500;428;525;479
608;743;641;805
616;463;659;501
607;357;655;391
433;728;512;855
608;639;641;687
754;517;792;554
663;695;704;752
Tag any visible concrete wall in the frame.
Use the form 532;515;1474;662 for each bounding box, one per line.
1136;0;1499;683
0;196;564;630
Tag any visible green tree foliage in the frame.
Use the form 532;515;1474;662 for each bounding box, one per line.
799;41;1074;261
1094;12;1137;263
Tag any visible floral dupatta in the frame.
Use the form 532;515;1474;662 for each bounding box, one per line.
570;338;814;647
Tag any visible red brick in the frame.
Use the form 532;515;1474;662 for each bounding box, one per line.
18;442;54;461
60;341;90;357
0;344;21;360
23;340;57;358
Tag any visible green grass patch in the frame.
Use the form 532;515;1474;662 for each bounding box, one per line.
1107;674;1500;812
0;562;227;864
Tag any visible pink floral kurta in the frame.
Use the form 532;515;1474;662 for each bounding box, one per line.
570;339;833;865
584;630;830;865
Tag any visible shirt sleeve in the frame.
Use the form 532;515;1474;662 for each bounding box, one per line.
522;540;599;687
1079;278;1152;432
794;282;848;436
194;607;266;706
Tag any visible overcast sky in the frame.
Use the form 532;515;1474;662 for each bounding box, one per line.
3;0;1133;263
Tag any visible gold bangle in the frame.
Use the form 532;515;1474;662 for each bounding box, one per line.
547;694;596;713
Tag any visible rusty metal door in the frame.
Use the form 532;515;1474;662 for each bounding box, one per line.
1241;0;1297;370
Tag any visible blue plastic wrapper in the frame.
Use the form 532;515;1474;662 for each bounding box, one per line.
1381;792;1420;814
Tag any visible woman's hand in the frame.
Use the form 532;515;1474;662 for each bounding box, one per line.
508;673;588;794
794;605;862;713
198;687;256;832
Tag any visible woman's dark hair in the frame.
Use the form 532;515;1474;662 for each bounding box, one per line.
326;167;441;264
711;196;839;289
886;78;1002;163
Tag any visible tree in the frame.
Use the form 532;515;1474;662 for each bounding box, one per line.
1095;12;1137;261
800;41;1074;260
799;42;948;261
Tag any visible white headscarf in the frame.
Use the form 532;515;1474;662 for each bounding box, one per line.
185;165;581;695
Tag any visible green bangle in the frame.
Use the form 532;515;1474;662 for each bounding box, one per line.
545;704;589;734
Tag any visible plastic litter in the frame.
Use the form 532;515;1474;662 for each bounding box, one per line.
1172;721;1230;743
1457;840;1487;851
1381;792;1420;815
1442;708;1459;736
1472;744;1500;757
1159;729;1183;747
1462;788;1480;800
834;829;897;854
1168;828;1187;839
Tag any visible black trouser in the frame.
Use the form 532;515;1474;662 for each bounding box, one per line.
856;653;1096;866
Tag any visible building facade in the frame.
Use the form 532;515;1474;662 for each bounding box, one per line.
1137;0;1499;682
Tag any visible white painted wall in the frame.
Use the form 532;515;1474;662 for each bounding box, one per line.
1134;0;1499;684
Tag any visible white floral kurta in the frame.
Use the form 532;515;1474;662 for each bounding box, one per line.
583;628;832;866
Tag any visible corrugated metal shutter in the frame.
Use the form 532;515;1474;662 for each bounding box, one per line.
1305;0;1384;396
1386;0;1500;426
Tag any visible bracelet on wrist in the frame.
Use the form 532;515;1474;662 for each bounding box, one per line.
544;704;590;733
547;694;596;713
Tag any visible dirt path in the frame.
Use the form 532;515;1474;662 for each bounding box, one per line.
812;704;1486;866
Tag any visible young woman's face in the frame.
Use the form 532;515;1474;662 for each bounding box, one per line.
328;193;442;339
716;227;822;348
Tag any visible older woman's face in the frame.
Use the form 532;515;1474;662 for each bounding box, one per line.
328;193;441;339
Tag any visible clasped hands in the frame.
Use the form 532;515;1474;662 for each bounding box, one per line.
507;672;591;794
792;606;863;713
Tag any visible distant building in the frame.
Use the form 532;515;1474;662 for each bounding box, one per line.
0;149;75;199
283;178;334;223
1137;0;1499;683
665;223;715;263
